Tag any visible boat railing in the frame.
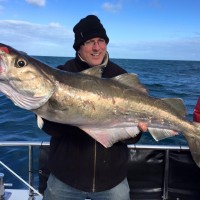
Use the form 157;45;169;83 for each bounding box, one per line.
0;141;49;199
0;141;197;200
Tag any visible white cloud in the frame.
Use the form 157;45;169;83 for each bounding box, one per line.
49;22;63;28
0;20;74;56
25;0;46;7
1;20;199;60
102;1;122;13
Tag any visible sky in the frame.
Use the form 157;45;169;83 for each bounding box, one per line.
0;0;200;61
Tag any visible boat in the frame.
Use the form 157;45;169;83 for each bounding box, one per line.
1;141;200;200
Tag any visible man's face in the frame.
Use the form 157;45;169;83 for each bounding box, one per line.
78;37;107;66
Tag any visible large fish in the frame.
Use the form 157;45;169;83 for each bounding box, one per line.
0;43;200;167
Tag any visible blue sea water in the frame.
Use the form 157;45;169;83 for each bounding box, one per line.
0;57;200;189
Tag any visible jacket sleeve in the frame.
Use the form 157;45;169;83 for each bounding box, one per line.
36;115;68;137
193;97;200;122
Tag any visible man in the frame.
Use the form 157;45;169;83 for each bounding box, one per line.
41;15;147;200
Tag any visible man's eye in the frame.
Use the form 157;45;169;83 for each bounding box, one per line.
85;41;93;45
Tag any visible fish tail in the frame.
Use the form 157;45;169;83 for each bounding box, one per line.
184;124;200;168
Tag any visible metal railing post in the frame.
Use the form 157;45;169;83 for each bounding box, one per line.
28;145;34;200
162;149;170;200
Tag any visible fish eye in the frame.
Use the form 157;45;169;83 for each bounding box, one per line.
16;59;27;68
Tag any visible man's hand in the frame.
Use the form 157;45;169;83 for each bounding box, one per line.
138;122;148;132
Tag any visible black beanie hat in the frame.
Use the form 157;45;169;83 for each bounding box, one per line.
73;15;109;51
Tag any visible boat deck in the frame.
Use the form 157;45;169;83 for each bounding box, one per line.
4;189;42;200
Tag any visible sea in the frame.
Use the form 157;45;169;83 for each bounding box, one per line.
0;56;200;189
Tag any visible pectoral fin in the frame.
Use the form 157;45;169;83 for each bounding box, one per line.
79;126;141;148
148;127;179;141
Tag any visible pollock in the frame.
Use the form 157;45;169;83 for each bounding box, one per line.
0;43;200;167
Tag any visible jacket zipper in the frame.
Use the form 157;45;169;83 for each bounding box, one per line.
92;141;97;192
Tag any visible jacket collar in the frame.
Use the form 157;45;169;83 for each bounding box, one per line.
76;52;109;70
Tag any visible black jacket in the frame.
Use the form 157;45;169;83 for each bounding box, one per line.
42;54;141;192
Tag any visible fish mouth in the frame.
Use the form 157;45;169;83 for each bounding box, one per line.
0;56;6;74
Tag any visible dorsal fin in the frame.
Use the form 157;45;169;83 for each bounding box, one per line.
112;73;148;94
162;98;187;117
80;66;103;78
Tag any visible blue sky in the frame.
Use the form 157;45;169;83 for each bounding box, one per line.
0;0;200;61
